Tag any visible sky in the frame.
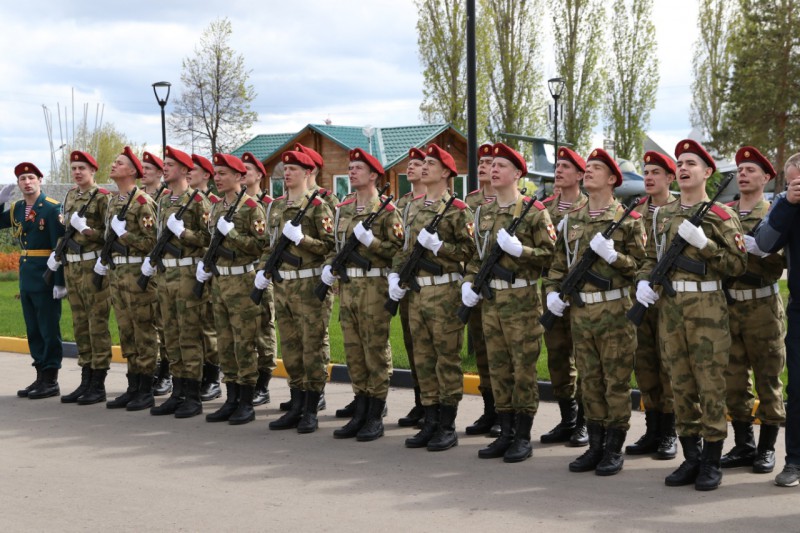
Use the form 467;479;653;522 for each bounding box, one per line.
0;0;699;180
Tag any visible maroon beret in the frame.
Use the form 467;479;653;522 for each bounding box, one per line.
294;143;323;169
350;148;385;176
492;142;527;177
557;147;586;173
14;162;43;178
142;151;164;170
281;151;315;170
164;147;192;169
675;139;716;173
70;151;99;171
735;146;776;180
121;146;143;178
587;148;623;188
479;143;494;159
643;151;677;174
408;147;426;161
192;155;214;176
213;153;247;174
425;143;458;176
241;152;267;177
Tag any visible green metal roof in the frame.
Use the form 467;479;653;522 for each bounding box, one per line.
380;124;452;168
231;133;296;159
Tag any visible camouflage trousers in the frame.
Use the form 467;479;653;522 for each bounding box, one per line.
108;263;158;375
339;276;393;400
273;276;330;393
482;284;543;416
571;295;635;431
726;293;786;425
150;276;168;366
635;304;674;413
202;298;218;366
659;289;730;441
157;263;207;381
399;298;417;386
64;257;112;370
467;299;490;391
257;282;277;373
408;281;464;407
541;286;578;400
210;271;260;387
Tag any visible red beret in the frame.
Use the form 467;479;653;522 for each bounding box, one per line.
587;148;623;187
675;139;716;173
735;146;776;180
164;147;192;169
14;162;43;178
350;148;385;176
492;142;527;177
70;150;99;171
281;150;315;170
122;146;143;178
557;147;586;173
294;143;323;168
241;152;267;177
142;151;164;170
408;147;426;161
192;154;215;176
213;153;247;174
643;151;676;174
479;143;494;159
425;143;458;176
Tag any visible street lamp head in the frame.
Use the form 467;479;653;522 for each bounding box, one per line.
152;81;172;107
548;77;566;99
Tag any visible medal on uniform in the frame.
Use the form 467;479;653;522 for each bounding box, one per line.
39;218;45;231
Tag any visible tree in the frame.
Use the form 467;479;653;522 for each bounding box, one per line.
52;123;139;184
169;17;257;155
603;0;659;163
550;0;607;155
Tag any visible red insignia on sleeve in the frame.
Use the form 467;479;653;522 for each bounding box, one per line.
630;210;642;219
98;188;110;195
202;212;210;224
244;198;257;208
709;205;731;221
392;222;404;240
253;219;266;235
452;198;467;210
321;216;333;233
734;233;746;253
136;194;147;205
312;197;323;206
141;215;155;229
546;223;556;241
194;193;204;203
466;221;475;238
533;200;546;211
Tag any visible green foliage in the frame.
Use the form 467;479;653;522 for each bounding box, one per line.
51;123;140;184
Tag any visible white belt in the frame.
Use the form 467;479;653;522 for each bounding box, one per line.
416;272;463;287
65;251;99;262
577;287;630;305
671;280;722;293
489;278;535;291
216;264;256;276
345;267;388;278
162;257;200;268
730;283;780;302
277;267;323;280
112;256;144;265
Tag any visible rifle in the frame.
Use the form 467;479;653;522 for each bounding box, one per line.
456;189;535;324
539;196;641;331
136;188;199;291
92;186;138;290
313;184;392;302
192;185;248;299
627;172;735;326
44;188;99;285
384;193;458;316
249;189;323;305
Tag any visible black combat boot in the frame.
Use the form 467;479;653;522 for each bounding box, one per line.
479;412;515;459
656;412;678;460
297;390;321;433
126;373;155;411
199;363;221;402
465;389;497;435
229;384;256;425
405;405;440;448
150;377;185;416
540;398;578;444
61;366;92;403
596;427;627;476
28;368;60;399
153;358;172;396
17;367;42;398
270;389;305;429
77;368;107;405
569;422;606;472
625;410;660;455
175;379;203;419
317;391;327;411
695;439;724;491
504;413;534;463
206;382;240;422
720;420;756;468
398;387;425;427
427;404;458;451
569;403;589;447
753;424;779;474
357;397;387;442
252;370;271;406
107;373;137;409
665;436;702;486
334;394;369;438
336;395;359;419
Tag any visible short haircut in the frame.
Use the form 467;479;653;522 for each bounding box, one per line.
784;152;800;172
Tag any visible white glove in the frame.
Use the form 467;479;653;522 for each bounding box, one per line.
417;228;443;255
195;261;212;282
497;228;523;258
388;272;407;301
93;257;108;276
678;220;708;250
140;257;156;277
282;221;304;245
216;217;234;236
546;292;569;317
353;221;374;248
53;285;67;299
110;216;127;237
254;270;271;290
70;212;90;234
47;251;60;271
461;282;481;307
167;213;185;238
0;183;15;204
744;235;769;258
321;265;337;286
589;232;618;264
636;280;659;307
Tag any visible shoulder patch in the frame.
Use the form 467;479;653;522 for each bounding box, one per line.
413;194;425;201
260;195;273;205
209;194;221;204
164;189;172;196
193;193;204;202
136;194;147;205
533;200;545;211
543;194;557;204
244;198;258;208
98;188;110;195
467;189;481;196
709;204;732;221
725;201;736;207
402;191;413;198
383;198;396;212
637;196;648;206
45;196;59;205
629;210;642;219
311;197;322;206
276;195;286;201
452;198;467;210
336;197;357;208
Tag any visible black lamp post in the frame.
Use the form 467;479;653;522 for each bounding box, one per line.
548;77;566;170
152;81;172;157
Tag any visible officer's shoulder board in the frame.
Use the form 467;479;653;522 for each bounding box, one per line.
208;193;222;204
193;192;205;203
542;194;557;204
336;197;357;209
98;188;110;195
244;198;258;209
709;204;732;221
452;198;468;210
45;196;59;205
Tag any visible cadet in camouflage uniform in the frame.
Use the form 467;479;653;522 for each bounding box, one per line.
145;147;212;419
258;150;335;434
97;147;159;412
49;151;112;405
544;148;646;476
389;143;476;452
635;139;747;491
720;146;786;474
625;151;678;459
462;143;555;463
540;147;589;447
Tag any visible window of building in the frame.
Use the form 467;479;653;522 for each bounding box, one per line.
397;174;411;197
334;175;350;199
270;178;284;198
452;175;468;198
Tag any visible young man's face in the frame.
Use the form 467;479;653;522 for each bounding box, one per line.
406;159;423;183
141;163;163;187
348;161;375;191
71;162;95;189
110;155;136;181
420;157;450;186
243;163;263;189
283;163;309;191
188;167;210;189
478;156;493;184
676;153;712;192
17;173;42;197
214;166;241;194
643;164;674;196
162;158;187;185
736;162;769;195
554;159;582;190
490;157;521;190
582;161;615;193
